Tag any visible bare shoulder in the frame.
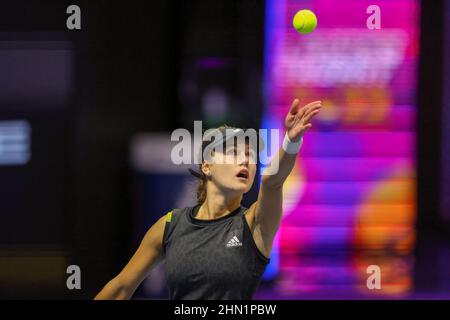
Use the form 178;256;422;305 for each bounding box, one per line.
142;213;170;250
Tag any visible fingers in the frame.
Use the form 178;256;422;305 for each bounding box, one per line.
302;123;313;132
297;100;322;118
294;122;312;137
303;101;322;114
289;99;322;129
305;100;322;108
302;123;313;131
298;103;321;125
288;98;301;115
302;108;320;124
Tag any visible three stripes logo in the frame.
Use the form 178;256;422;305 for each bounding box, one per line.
226;235;242;248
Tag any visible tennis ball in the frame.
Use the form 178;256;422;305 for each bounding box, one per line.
293;9;317;34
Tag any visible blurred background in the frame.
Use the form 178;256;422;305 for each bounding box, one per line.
0;0;449;299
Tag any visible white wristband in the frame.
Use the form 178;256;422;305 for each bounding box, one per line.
282;132;303;154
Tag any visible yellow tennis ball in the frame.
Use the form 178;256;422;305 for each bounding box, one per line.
293;9;317;34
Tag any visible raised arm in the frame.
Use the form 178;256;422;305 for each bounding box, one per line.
247;99;322;257
94;214;167;300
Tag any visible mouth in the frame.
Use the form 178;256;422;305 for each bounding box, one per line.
236;168;249;180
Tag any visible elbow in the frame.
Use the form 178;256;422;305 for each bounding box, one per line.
95;277;132;300
111;277;133;300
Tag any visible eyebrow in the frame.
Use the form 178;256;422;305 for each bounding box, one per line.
230;146;252;156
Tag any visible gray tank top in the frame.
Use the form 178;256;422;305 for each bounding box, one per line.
162;204;270;300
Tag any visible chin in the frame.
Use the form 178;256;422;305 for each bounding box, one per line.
236;181;252;193
228;183;248;194
223;178;253;194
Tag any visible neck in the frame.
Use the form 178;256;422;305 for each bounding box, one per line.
198;184;242;220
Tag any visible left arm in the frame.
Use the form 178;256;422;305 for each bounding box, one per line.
247;98;322;256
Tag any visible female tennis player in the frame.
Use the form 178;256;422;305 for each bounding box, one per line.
95;98;322;300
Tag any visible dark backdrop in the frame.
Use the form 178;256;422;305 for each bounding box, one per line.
0;0;448;299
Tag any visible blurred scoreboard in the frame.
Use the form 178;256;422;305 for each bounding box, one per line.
262;0;419;296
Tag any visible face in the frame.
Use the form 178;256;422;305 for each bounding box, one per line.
203;140;257;196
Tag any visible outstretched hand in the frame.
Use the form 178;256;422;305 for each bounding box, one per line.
284;98;322;142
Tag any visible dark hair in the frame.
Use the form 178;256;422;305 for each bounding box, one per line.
196;171;208;205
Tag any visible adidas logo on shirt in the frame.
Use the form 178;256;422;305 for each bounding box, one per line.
226;235;242;248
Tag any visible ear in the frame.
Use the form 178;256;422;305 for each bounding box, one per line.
201;162;211;176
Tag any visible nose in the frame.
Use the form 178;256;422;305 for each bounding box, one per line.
238;151;249;166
